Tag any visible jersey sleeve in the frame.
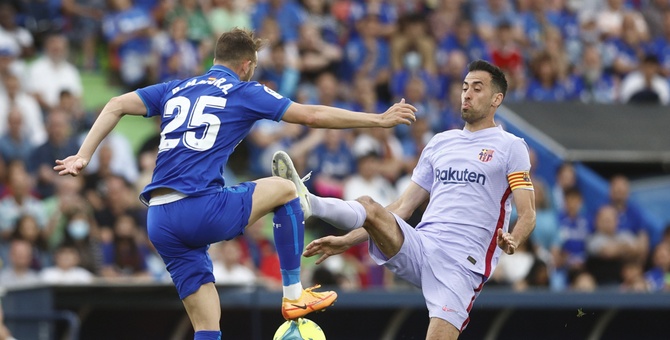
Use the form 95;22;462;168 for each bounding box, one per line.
135;81;174;118
506;138;533;191
411;136;437;192
243;82;293;121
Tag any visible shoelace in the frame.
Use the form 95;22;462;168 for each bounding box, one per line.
304;284;323;296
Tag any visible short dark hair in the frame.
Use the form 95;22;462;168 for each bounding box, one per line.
214;28;264;66
467;60;508;98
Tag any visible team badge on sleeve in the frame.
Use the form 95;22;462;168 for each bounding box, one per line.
507;171;533;190
478;149;495;162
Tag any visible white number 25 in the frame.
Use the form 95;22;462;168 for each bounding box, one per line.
158;96;226;152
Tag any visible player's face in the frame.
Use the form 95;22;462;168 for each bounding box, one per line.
461;71;497;124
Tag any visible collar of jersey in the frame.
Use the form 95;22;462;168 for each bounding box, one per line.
462;125;502;137
209;65;239;81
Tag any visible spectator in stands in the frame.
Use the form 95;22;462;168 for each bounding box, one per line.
28;109;80;199
644;241;670;291
343;152;397;208
40;243;94;284
57;90;94;136
102;0;156;89
164;0;212;55
210;239;257;286
256;41;300;99
438;18;490;64
0;239;40;288
472;0;520;44
569;269;597;292
90;175;146;234
586;204;637;286
42;175;88;249
344;0;397;40
0;161;47;241
390;13;437;80
25;34;83;112
100;214;151;281
619;54;670;104
296;23;342;85
528;180;560;275
299;0;339;44
490;21;524;77
303;129;356;199
619;259;649;292
603;12;649;78
428;0;466;44
10;214;51;270
556;187;591;288
0;33;23;80
570;43;617;103
552;162;577;212
207;0;252;37
608;174;650;263
648;11;670;76
0;73;46;148
491;238;546;291
525;51;571;101
641;0;670;38
251;0;305;45
0;108;38;165
60;0;105;70
351;125;404;182
237;217;282;290
0;2;35;59
152;17;201;83
59;206;102;275
343;13;391;89
438;80;467;131
596;0;649;40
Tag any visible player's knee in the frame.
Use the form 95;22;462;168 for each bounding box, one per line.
356;196;385;221
273;177;298;202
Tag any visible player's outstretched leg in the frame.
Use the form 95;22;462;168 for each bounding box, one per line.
272;151;366;231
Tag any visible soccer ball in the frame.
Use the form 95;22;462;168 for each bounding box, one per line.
273;318;326;340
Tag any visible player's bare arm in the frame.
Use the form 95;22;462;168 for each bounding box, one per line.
385;181;430;220
282;98;417;128
497;188;536;255
53;92;147;176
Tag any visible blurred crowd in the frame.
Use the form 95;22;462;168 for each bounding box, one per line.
0;0;669;295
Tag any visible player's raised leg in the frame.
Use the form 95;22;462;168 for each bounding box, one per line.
250;176;337;319
272;151;367;231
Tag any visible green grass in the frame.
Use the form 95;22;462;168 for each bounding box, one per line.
80;71;157;154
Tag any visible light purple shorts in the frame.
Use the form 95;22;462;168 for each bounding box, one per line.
368;213;485;331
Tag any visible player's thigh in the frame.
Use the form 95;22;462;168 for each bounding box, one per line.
368;213;425;287
357;196;404;258
248;177;296;224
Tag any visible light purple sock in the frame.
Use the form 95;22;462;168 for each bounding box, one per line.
309;194;366;230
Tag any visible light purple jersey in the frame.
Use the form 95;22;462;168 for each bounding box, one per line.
411;125;533;278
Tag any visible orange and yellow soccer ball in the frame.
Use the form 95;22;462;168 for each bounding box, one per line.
273;318;326;340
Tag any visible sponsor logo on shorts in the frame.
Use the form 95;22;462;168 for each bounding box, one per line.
442;306;458;313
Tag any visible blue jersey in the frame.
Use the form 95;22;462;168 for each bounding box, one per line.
136;65;292;204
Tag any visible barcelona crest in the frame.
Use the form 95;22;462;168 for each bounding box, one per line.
478;149;494;162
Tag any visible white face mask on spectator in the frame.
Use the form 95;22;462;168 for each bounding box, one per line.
404;51;422;72
67;220;90;240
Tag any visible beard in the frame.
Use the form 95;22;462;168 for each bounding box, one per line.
461;108;487;124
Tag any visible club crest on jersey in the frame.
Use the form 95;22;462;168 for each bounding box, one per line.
478;149;494;162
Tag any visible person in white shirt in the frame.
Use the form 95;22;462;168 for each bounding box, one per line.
210;239;256;286
283;60;536;339
40;244;94;284
24;34;82;111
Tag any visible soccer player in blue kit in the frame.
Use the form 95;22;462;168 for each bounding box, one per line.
54;29;417;340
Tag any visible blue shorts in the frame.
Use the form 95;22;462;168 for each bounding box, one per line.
147;182;256;300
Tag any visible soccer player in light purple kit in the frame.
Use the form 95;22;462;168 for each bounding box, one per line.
278;60;536;339
53;29;417;340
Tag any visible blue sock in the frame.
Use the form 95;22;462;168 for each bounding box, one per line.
273;198;304;286
194;330;221;340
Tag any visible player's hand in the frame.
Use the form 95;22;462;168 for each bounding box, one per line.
496;229;518;255
53;155;89;176
303;235;351;265
379;98;417;127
